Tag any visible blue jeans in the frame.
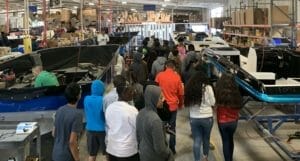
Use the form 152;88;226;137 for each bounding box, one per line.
190;117;213;161
218;121;238;161
168;111;177;151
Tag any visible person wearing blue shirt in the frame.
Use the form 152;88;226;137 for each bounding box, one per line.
84;80;106;161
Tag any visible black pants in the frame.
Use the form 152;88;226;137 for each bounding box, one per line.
168;111;177;151
86;131;106;156
218;121;238;161
108;153;139;161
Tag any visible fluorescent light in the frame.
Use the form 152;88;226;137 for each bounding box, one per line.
73;6;78;9
164;0;170;2
162;4;167;7
88;2;94;5
130;8;136;11
161;8;164;10
122;1;127;4
106;8;110;10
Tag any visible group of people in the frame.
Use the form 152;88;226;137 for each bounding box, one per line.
51;73;175;161
185;72;242;161
51;36;243;161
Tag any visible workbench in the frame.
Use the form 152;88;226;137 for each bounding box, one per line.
0;122;41;161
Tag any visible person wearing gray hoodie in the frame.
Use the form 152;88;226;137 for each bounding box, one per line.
129;52;148;84
136;85;174;161
151;48;167;78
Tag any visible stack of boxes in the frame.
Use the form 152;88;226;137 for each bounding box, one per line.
227;6;290;47
78;8;97;25
231;6;289;26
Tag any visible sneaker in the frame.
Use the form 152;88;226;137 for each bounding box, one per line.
201;156;208;161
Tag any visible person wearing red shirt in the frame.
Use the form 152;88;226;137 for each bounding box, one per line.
215;73;243;161
155;59;184;154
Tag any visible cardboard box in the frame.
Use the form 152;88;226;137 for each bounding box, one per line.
0;47;11;57
297;29;300;45
271;6;289;24
61;9;72;22
231;12;235;25
245;9;254;24
78;8;97;21
0;25;5;32
245;8;267;25
235;11;240;25
257;8;268;24
232;12;237;25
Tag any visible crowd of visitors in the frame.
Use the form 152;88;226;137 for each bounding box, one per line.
52;36;242;161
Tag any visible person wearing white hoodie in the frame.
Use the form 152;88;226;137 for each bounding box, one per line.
184;71;215;161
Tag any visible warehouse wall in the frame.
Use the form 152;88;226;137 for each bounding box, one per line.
202;8;209;23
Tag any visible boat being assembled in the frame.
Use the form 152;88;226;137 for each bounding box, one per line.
0;45;119;133
203;47;300;103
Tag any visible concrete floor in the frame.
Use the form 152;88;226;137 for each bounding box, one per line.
78;107;300;161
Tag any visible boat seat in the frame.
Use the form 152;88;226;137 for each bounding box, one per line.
249;72;276;85
240;47;257;72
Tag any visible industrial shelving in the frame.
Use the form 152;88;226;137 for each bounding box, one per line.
224;0;297;48
224;0;300;160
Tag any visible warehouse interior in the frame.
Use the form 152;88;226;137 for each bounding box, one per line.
0;0;300;161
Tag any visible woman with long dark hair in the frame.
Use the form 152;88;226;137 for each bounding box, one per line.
215;73;242;161
184;71;215;161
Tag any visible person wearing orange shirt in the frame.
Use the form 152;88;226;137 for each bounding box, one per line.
155;59;184;154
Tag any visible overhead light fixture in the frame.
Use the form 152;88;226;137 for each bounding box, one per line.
161;8;164;10
164;0;170;2
130;8;136;11
122;1;127;4
162;4;167;7
88;2;94;5
73;6;78;9
106;8;110;10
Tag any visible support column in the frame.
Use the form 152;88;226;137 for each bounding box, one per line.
109;0;112;33
98;0;102;31
291;0;297;48
80;0;83;32
23;0;32;54
24;0;29;35
5;0;9;33
42;0;47;45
